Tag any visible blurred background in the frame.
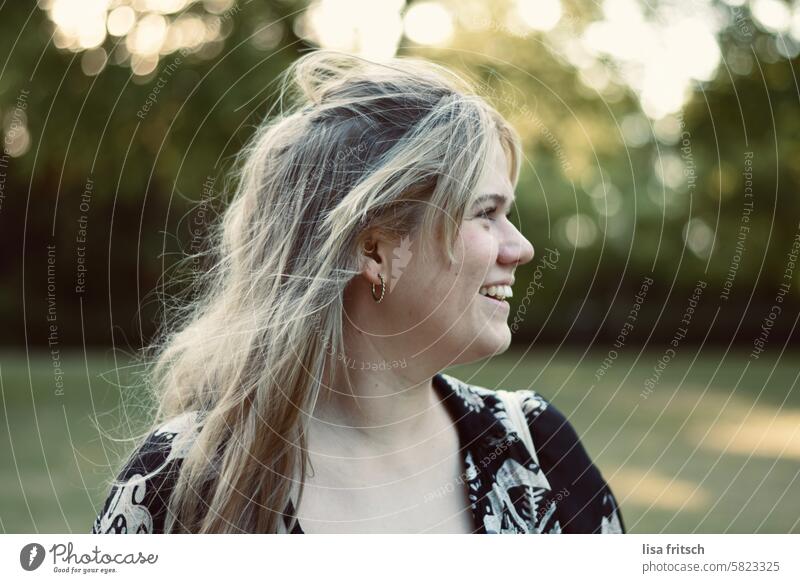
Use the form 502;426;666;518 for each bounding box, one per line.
0;0;798;533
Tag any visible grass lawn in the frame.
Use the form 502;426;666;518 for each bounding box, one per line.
1;347;798;533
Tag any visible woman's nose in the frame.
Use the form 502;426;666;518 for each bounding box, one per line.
500;227;534;266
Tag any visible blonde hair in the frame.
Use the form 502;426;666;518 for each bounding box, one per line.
124;49;522;533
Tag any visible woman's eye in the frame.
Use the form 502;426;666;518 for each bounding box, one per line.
477;206;497;220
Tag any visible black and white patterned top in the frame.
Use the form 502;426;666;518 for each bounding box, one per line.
91;372;625;534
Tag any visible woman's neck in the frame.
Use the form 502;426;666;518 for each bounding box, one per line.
310;362;443;452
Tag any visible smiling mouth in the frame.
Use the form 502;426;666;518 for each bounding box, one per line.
479;294;510;310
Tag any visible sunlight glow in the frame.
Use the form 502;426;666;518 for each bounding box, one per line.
562;213;598;248
683;217;714;259
610;468;710;511
404;2;454;46
581;0;723;119
43;0;232;75
697;409;800;460
793;6;800;42
39;0;795;95
302;0;406;60
515;0;562;32
3;108;31;158
107;6;136;37
81;47;108;76
751;0;791;33
49;0;110;50
126;13;168;55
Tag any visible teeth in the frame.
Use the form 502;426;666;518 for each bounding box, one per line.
479;284;513;300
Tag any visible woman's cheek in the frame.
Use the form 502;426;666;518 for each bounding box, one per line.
459;221;487;250
461;223;496;265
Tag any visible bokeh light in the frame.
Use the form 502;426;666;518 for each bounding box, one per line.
515;0;562;32
41;0;233;76
403;2;454;46
300;0;405;61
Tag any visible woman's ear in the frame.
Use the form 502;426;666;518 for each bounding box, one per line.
360;236;386;287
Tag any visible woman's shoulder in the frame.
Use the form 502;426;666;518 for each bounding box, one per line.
507;388;625;534
90;411;203;534
440;374;625;533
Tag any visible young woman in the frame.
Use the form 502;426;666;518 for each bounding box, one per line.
91;50;625;534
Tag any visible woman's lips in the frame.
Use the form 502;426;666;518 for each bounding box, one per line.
479;293;510;311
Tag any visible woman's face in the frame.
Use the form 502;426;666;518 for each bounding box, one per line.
350;135;535;369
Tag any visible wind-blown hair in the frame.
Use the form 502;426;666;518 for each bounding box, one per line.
119;49;522;533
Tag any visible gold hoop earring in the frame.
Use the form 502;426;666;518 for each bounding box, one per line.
371;273;386;303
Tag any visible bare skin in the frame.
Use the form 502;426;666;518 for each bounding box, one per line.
297;135;535;533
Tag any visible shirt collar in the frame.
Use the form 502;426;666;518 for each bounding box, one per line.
432;372;510;451
432;372;559;534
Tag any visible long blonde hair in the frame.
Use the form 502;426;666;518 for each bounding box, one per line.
127;49;522;533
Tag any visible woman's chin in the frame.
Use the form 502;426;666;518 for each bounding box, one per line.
478;325;512;356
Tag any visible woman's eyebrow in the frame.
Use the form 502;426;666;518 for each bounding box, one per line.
473;193;516;207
